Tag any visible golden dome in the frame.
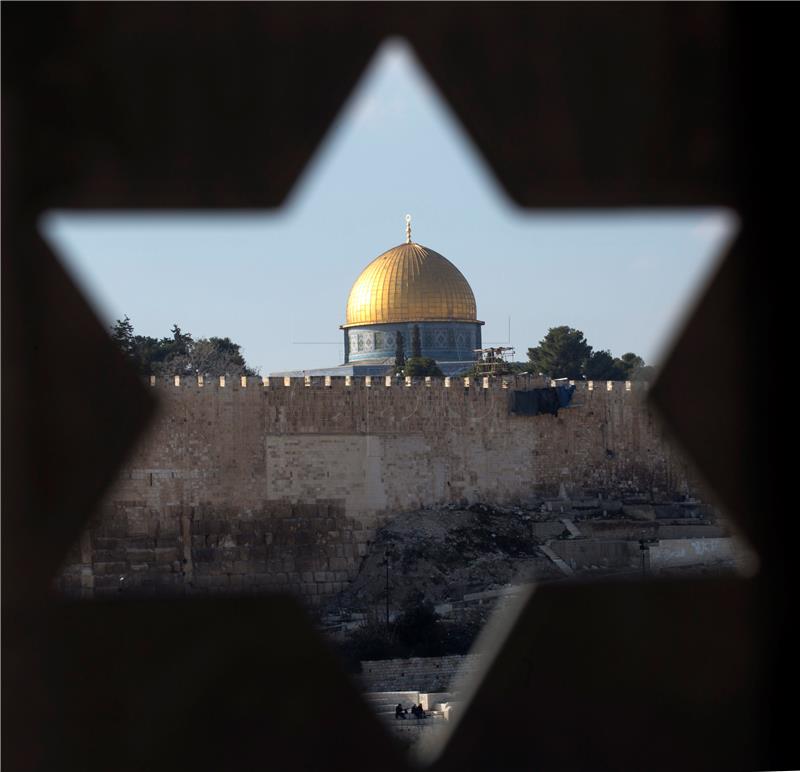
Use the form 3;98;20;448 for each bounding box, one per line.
343;242;480;328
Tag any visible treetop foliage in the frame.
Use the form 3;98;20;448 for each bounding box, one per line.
526;325;650;381
411;324;422;359
394;331;406;370
110;316;257;377
335;591;483;666
403;357;444;377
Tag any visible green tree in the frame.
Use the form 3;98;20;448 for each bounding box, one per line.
395;332;406;370
411;324;422;359
585;350;628;380
109;318;257;376
527;326;592;379
110;316;136;358
404;357;443;377
158;335;253;377
392;596;446;657
527;327;647;380
619;352;645;374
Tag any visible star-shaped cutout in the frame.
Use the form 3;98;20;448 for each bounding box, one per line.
6;8;765;770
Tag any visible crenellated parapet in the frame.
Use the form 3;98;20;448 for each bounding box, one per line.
146;373;650;395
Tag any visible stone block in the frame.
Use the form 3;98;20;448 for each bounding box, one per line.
125;549;155;563
93;561;127;576
94;549;126;563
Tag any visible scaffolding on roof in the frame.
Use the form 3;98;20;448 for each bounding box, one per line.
473;346;516;376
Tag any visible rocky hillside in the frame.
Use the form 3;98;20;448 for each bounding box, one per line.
326;493;721;619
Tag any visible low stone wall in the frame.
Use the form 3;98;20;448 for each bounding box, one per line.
550;539;640;570
57;500;374;603
649;537;741;571
579;521;726;540
359;654;483;693
549;536;741;573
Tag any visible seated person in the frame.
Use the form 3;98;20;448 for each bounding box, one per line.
395;703;407;720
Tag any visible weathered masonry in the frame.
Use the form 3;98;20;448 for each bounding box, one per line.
59;375;696;602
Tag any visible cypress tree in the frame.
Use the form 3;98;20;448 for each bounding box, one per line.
412;325;422;359
395;332;406;370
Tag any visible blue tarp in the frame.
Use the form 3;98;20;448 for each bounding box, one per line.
512;384;575;416
556;384;576;408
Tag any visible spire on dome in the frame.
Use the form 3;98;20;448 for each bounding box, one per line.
405;213;412;244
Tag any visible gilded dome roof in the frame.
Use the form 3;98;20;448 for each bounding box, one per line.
343;242;480;328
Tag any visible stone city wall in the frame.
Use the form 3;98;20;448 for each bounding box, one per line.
58;375;697;602
359;654;483;693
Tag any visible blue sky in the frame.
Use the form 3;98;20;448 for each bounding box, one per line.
42;39;735;374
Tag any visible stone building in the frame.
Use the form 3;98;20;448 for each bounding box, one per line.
273;216;483;377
